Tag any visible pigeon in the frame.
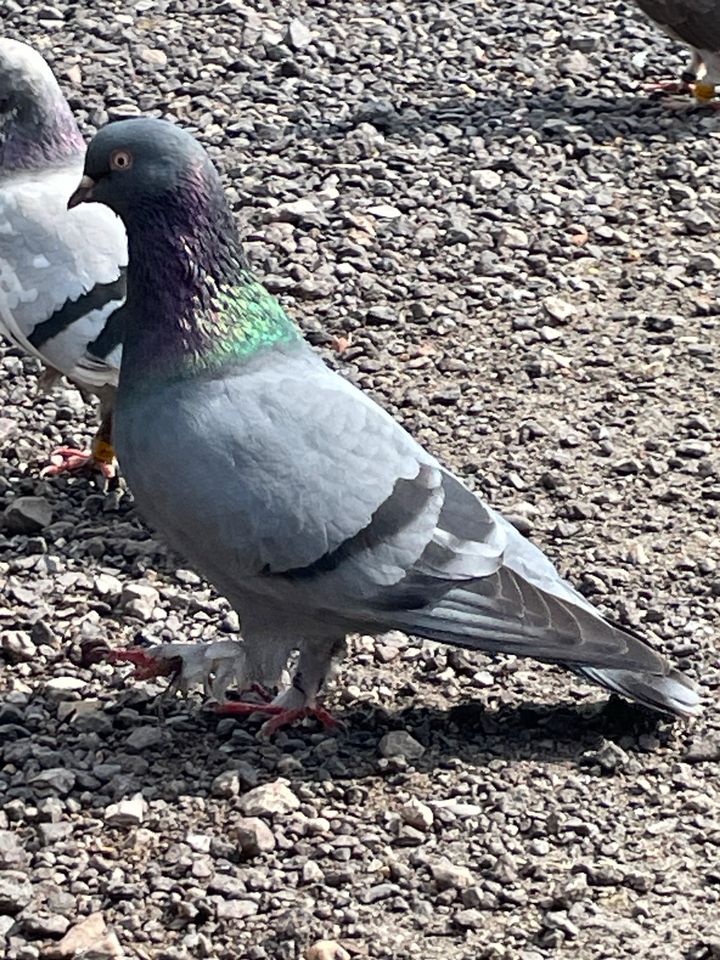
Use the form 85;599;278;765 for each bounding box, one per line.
0;38;126;476
634;0;720;101
69;117;701;731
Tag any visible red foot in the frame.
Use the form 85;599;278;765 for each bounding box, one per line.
216;701;338;734
106;648;179;681
645;79;691;96
41;446;116;479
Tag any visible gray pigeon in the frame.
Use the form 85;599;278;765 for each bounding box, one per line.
634;0;720;100
0;38;126;476
70;118;701;731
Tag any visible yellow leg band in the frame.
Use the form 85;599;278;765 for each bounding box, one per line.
694;81;716;102
92;437;116;465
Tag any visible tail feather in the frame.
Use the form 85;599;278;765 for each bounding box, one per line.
577;665;701;718
382;572;701;718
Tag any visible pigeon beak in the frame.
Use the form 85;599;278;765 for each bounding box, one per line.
67;175;96;209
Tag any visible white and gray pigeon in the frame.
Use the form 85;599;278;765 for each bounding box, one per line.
70;118;701;732
633;0;720;100
0;38;126;476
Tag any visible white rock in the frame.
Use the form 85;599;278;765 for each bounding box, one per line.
238;780;300;816
186;833;212;853
497;224;528;248
47;911;123;959
139;47;168;66
0;871;33;913
368;203;402;219
302;860;324;884
216;899;259;919
542;295;574;323
93;574;123;599
432;799;484;818
105;793;146;827
120;583;160;622
305;940;351;960
286;17;312;49
473;169;502;190
211;769;241;798
45;676;86;698
431;857;474;890
400;798;434;831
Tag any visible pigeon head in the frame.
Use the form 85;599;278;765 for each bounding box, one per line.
68;118;222;223
0;38;83;170
69;118;297;380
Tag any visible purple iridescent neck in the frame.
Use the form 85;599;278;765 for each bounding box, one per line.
1;88;84;172
120;181;250;366
117;177;298;386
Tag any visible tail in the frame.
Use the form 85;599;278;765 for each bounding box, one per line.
576;665;701;718
382;571;702;719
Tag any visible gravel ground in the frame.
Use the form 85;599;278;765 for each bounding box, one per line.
1;1;719;958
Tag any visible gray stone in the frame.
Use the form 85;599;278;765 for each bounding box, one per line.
29;769;76;795
126;725;163;751
234;817;276;856
0;828;30;868
379;731;425;760
0;871;32;913
676;440;712;459
286;18;312;49
20;911;70;939
399;798;434;831
1;630;36;663
684;208;716;235
453;908;484;930
211;769;241;798
4;496;52;533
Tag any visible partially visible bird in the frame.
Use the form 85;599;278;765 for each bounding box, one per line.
0;38;126;477
634;0;720;102
71;117;701;732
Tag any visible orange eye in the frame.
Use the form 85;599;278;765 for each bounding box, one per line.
110;149;133;171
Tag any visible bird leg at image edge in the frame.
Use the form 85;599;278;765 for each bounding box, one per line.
42;407;116;478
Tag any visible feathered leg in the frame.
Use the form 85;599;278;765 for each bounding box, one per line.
217;637;345;734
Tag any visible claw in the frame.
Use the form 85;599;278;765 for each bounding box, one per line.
216;701;339;735
248;682;273;702
262;705;339;736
